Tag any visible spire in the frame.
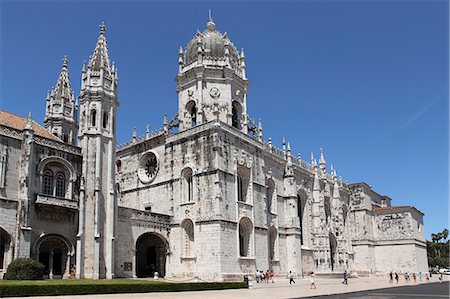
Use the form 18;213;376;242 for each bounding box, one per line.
311;152;315;166
257;119;263;142
88;21;111;71
287;142;292;164
282;137;286;159
319;147;326;172
163;114;169;134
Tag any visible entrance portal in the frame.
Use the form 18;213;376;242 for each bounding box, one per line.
37;235;70;279
136;233;168;278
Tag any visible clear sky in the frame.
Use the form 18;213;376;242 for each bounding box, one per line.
0;1;448;239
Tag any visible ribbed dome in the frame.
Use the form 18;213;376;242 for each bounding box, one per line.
184;19;240;67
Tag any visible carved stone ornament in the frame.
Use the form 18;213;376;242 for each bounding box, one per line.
138;151;159;184
209;87;220;99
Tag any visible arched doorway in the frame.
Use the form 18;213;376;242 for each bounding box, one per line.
136;233;168;278
0;227;11;271
36;234;71;279
329;233;337;271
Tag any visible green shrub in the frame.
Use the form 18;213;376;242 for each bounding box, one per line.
3;258;45;280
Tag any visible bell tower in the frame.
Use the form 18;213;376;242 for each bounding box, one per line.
76;22;119;279
44;56;78;144
176;17;249;132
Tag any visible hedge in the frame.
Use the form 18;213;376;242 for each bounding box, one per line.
0;280;247;297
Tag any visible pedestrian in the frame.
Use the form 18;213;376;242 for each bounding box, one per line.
343;270;348;285
404;272;408;282
389;271;393;284
310;272;316;289
261;270;265;282
256;270;260;283
265;270;269;283
425;273;429;283
270;270;274;283
439;273;443;283
288;271;295;284
395;272;399;284
419;272;422;282
413;272;416;283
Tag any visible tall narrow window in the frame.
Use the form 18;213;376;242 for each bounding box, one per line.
232;101;242;129
239;217;252;257
0;233;5;269
237;175;243;202
43;170;53;195
185;101;197;128
55;173;65;198
181;168;193;202
91;110;97;127
103;111;109;129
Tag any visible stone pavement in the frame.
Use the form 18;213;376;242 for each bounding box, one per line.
5;275;449;299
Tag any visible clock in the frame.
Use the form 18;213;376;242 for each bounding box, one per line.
209;87;220;99
138;152;159;183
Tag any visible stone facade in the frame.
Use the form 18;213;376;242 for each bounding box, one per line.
0;17;428;280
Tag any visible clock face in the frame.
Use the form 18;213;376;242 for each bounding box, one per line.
209;87;220;99
138;152;159;183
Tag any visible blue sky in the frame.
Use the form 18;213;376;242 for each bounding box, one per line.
0;1;448;239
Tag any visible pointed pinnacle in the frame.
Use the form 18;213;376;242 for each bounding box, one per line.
62;55;68;68
99;21;106;35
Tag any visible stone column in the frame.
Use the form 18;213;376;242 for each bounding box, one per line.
49;250;54;279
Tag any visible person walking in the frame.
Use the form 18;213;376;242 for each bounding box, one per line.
389;271;393;284
413;272;416;283
310;272;316;289
343;270;348;285
439;273;443;283
256;270;260;283
395;272;399;284
419;272;422;282
288;271;295;284
270;270;274;283
426;273;429;283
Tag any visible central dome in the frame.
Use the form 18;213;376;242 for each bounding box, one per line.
184;19;240;67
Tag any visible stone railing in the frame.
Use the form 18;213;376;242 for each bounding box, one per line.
36;194;78;210
117;128;165;150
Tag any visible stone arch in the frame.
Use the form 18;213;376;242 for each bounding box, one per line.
135;232;169;278
180;167;194;203
0;227;12;271
33;234;74;279
180;219;195;257
232;101;242;129
238;217;253;257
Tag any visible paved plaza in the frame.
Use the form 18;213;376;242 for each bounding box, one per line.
4;275;449;299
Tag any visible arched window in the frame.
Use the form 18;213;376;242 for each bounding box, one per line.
103;111;109;129
237;165;250;202
269;226;278;261
239;217;252;257
43;170;53;195
232;101;242;129
90;109;97;127
185;101;197;127
181;219;194;257
266;179;275;214
297;193;307;245
324;197;331;224
181;168;193;202
55;173;65;198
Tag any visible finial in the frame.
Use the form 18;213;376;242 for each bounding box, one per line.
330;164;334;173
297;153;301;160
26;112;33;130
62;55;68;68
146;124;151;139
287;142;291;152
99;21;106;35
132;127;137;142
241;48;245;59
310;152;314;163
178;46;183;55
163;114;169;134
82;60;86;72
319;147;326;164
112;61;116;72
206;10;216;31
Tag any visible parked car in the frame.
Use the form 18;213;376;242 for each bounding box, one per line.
438;268;450;275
